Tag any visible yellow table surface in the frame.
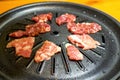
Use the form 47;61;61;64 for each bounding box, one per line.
0;0;120;21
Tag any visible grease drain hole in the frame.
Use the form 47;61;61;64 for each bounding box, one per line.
51;31;59;36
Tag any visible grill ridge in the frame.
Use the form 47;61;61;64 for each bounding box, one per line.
25;18;35;23
16;22;28;26
97;46;105;50
60;44;71;74
76;61;86;71
90;49;102;57
51;57;55;75
80;49;95;64
15;57;22;63
36;61;45;74
26;59;34;69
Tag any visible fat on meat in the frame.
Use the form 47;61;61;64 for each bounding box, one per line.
56;13;76;25
65;43;84;60
34;40;61;63
67;34;100;50
32;12;52;22
6;37;35;58
67;22;102;34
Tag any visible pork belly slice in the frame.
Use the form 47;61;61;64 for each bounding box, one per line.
6;37;35;58
65;43;84;60
67;22;102;34
34;40;61;63
67;34;100;50
56;13;76;25
9;22;51;37
32;12;52;23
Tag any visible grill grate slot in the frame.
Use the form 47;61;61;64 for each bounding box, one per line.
101;35;105;43
6;35;11;41
80;49;94;63
36;61;45;74
90;49;102;57
55;13;65;17
48;20;52;24
76;61;85;71
16;22;28;26
33;40;43;48
26;59;34;69
25;18;35;23
5;48;14;55
100;34;106;48
60;44;71;74
55;13;59;17
15;57;23;63
51;57;55;75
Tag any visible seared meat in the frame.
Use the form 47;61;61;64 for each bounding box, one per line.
67;22;102;34
32;12;52;22
65;43;84;60
56;13;76;25
9;22;51;37
67;34;100;50
6;37;35;58
34;40;61;63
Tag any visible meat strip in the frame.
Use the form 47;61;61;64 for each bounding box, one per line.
67;34;100;50
65;43;83;60
9;22;51;37
67;22;102;34
6;37;35;58
25;22;51;36
9;30;27;38
56;13;76;25
34;40;61;63
32;12;52;22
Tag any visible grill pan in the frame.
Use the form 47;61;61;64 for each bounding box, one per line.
0;2;120;80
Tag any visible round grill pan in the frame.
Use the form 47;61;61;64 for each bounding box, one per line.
0;2;120;80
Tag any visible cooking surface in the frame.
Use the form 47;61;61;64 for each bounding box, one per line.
0;2;120;80
0;0;120;21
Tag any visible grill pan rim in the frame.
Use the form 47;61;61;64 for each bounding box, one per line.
0;1;120;26
0;1;120;80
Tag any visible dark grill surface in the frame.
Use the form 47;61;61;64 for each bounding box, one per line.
0;2;120;80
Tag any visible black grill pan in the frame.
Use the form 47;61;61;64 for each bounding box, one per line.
0;2;120;80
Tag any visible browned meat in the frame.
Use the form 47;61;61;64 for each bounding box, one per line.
32;12;52;22
34;40;61;63
9;30;26;38
67;22;102;34
56;13;76;25
65;43;84;60
6;37;35;58
9;22;51;37
67;34;100;50
25;22;51;36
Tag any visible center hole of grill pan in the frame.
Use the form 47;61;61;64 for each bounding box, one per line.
51;31;59;36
